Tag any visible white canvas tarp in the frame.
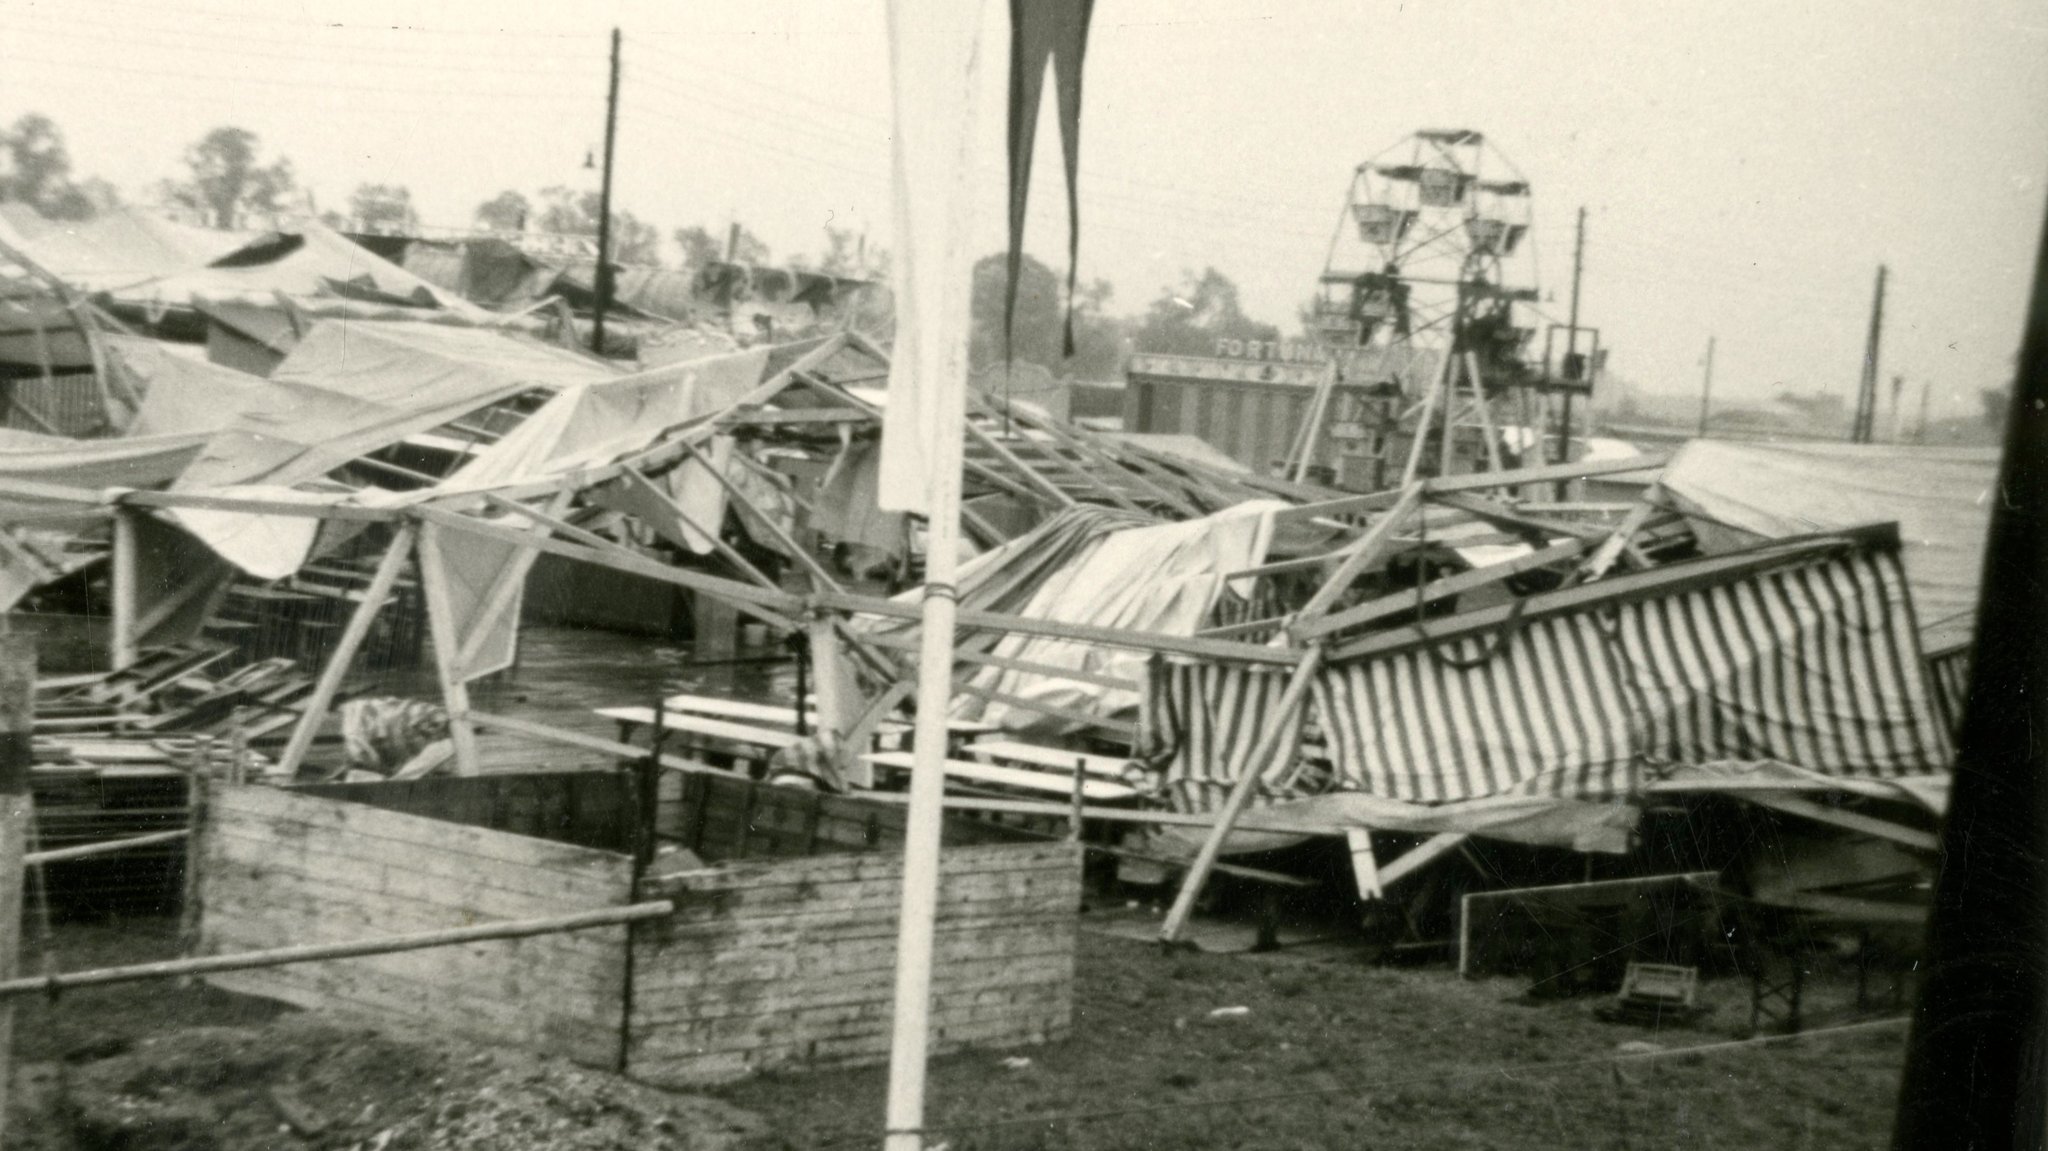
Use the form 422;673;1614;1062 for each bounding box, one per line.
938;500;1286;735
174;321;614;492
1659;440;1998;631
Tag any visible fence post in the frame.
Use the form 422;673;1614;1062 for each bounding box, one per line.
0;633;36;1146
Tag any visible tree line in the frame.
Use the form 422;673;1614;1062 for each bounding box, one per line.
1;111;1285;381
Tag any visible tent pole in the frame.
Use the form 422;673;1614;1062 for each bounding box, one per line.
108;508;138;672
882;487;964;1151
1159;644;1325;944
274;524;417;780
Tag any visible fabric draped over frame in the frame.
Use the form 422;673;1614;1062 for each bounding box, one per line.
1140;546;1952;842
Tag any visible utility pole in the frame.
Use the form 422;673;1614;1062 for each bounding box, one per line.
1916;380;1932;443
1697;334;1716;438
590;27;622;356
1889;373;1907;443
1556;205;1586;498
1853;263;1887;443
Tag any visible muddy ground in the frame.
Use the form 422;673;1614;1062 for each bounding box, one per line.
7;917;1906;1150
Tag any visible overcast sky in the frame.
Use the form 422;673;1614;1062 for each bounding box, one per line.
2;0;2044;416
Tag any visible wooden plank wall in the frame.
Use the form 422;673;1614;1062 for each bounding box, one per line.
198;785;637;1069
627;841;1082;1086
662;770;1031;863
294;771;638;855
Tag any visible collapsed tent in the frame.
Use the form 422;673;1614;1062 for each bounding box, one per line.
916;500;1285;735
1140;528;1952;851
173;321;615;492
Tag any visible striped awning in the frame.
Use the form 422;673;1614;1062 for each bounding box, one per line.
1143;541;1954;812
1137;659;1322;814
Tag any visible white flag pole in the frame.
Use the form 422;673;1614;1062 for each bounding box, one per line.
879;2;986;1147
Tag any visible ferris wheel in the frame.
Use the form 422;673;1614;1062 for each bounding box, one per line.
1302;129;1543;483
1314;128;1539;397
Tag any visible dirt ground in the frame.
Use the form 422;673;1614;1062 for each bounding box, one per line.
6;920;768;1151
712;931;1909;1151
6;918;1907;1150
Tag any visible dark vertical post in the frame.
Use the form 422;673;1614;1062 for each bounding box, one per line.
0;634;33;1144
1854;264;1887;443
590;27;622;355
1696;335;1716;438
1890;201;2048;1150
1555;206;1586;498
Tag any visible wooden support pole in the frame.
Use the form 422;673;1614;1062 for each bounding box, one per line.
274;524;417;779
109;508;138;671
1400;350;1456;488
415;523;482;776
25;823;190;860
1159;644;1325;944
1467;352;1505;474
1291;484;1425;629
807;613;854;742
0;633;32;1145
673;439;845;596
0;900;676;1002
1577;490;1661;585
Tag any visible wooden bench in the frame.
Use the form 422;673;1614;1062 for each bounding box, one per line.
860;750;1138;803
965;739;1132;780
596;706;801;775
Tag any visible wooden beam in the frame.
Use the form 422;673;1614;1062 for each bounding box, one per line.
1291;483;1425;630
672;438;846;593
414;523;481;776
1276;452;1674;527
119;490;401;522
812;587;1305;666
962;419;1077;508
1745;791;1939;852
273;524;417;779
108;508;137;671
1296;536;1591;640
1372;832;1467;894
412;505;802;626
460;708;733;775
1428;491;1608;541
857;629;1135;691
1327;533;1854;663
1160;644;1326;943
1576;488;1662;584
0;900;678;1001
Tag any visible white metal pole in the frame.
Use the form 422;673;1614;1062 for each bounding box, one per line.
883;438;965;1151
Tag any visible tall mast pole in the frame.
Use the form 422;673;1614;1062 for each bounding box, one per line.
1854;263;1887;443
1555;205;1586;497
591;27;621;355
1697;334;1716;438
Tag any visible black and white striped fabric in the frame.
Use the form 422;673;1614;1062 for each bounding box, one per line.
1924;643;1971;735
1137;658;1326;814
1313;547;1950;802
1142;546;1953;811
